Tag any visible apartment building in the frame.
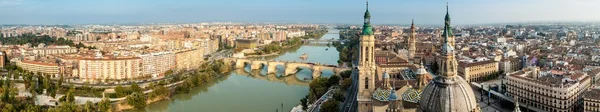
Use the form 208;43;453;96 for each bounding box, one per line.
139;51;176;77
31;45;78;56
583;89;600;112
507;67;591;112
16;60;61;76
175;49;204;71
458;60;499;82
77;56;142;81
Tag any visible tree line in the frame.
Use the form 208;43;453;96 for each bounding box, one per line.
0;33;96;49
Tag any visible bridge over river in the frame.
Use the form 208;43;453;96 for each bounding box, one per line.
224;58;351;79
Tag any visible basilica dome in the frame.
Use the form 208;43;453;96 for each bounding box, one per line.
418;76;479;112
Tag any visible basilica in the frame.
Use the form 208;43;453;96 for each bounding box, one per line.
356;1;481;112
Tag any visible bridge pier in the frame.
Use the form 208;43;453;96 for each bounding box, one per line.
312;66;322;79
267;64;277;74
250;62;262;70
235;61;245;69
284;67;297;77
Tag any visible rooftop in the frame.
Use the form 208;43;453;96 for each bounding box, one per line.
458;59;497;68
583;89;600;100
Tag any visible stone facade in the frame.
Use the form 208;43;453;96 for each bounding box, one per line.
506;67;591;112
458;60;499;82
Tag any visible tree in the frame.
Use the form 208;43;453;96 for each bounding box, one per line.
164;70;174;76
333;90;345;102
84;101;95;112
49;85;57;98
320;100;340;112
340;70;352;79
9;87;18;102
1;103;14;112
130;83;142;93
98;97;112;112
308;77;329;102
300;95;309;111
327;75;341;87
341;78;352;91
59;86;75;103
2;78;10;102
22;104;42;112
58;74;64;87
53;102;79;112
126;92;147;110
43;76;51;89
115;85;125;96
149;86;169;99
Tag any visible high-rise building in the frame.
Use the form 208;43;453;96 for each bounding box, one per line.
418;4;480;112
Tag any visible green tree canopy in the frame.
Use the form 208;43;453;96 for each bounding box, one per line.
320;100;340;112
126;92;147;110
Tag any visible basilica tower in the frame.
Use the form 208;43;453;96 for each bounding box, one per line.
418;3;480;112
408;19;417;61
357;1;377;112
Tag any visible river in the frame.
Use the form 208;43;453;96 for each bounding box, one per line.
136;28;341;112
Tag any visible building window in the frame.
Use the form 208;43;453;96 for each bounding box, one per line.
365;77;369;89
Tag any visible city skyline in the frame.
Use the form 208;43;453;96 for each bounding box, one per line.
2;0;600;25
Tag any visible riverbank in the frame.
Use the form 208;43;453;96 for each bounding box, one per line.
246;29;328;57
114;60;231;111
115;95;170;111
244;42;302;57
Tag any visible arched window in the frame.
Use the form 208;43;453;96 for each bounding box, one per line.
365;77;369;89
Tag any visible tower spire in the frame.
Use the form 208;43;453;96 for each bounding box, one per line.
442;2;454;47
361;0;373;35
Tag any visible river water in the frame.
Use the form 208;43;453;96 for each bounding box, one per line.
137;28;341;112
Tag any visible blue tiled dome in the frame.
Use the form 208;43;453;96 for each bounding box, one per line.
388;90;398;101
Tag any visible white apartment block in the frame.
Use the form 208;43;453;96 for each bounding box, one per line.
139;51;176;77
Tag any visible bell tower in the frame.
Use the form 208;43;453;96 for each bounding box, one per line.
408;19;417;61
357;0;376;112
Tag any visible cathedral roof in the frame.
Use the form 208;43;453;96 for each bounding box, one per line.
388;89;398;101
401;88;422;103
415;64;429;75
419;76;479;112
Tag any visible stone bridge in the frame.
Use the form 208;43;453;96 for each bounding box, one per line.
233;69;310;86
224;58;351;79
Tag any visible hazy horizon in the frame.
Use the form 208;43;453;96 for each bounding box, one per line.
2;0;600;25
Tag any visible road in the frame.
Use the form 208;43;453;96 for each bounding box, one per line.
341;64;358;112
307;87;336;112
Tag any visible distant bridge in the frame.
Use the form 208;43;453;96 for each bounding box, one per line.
233;69;310;86
302;39;341;43
223;58;351;79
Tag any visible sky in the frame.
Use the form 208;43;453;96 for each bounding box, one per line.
1;0;600;25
